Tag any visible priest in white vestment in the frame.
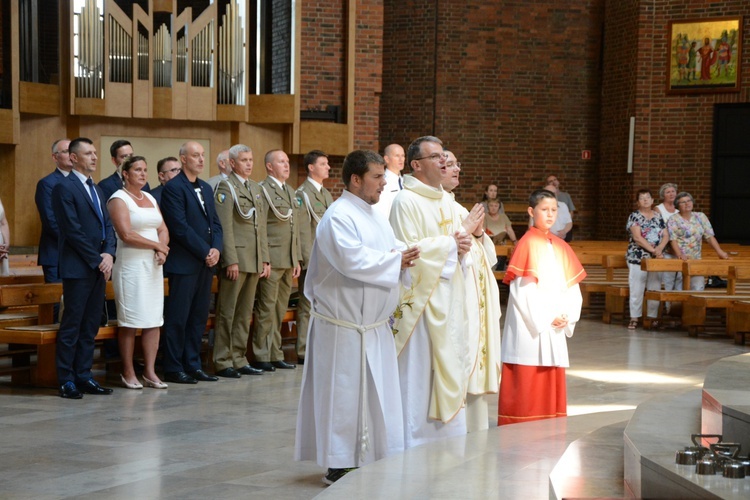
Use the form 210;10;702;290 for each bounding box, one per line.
295;150;420;485
389;136;484;448
442;151;502;432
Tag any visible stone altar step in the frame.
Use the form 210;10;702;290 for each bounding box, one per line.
549;420;627;499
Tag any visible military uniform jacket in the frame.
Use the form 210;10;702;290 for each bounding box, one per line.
259;176;301;269
215;174;269;273
296;179;334;268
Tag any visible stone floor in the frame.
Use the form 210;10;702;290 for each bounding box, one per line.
0;319;747;499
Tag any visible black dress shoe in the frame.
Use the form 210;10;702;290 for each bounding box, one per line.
237;364;264;375
59;381;83;399
271;360;296;369
164;371;198;384
76;379;114;395
188;369;219;382
297;357;304;365
252;361;275;372
215;367;241;378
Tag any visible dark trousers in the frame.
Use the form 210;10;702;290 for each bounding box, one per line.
163;268;214;373
57;273;106;384
42;265;61;322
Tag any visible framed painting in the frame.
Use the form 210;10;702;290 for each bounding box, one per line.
666;16;742;94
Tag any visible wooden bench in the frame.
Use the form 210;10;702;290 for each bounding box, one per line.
728;300;750;345
682;264;750;338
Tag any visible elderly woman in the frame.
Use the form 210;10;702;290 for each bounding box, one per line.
626;190;668;330
655;183;682;295
480;183;505;213
0;196;9;276
484;199;517;245
668;192;729;291
108;156;170;389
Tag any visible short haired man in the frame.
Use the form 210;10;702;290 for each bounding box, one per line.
294;150;333;364
545;174;575;241
150;157;181;205
160;141;223;384
51;137;117;398
541;183;573;240
295;149;420;485
207;150;231;191
35;139;73;287
213;144;269;378
99;139;151;200
389;136;484;448
373;143;405;217
252;150;300;371
441;150;502;432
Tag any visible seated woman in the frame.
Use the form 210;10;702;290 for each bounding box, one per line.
108;156;170;389
480;183;505;213
626;189;668;330
667;192;729;291
484;199;516;245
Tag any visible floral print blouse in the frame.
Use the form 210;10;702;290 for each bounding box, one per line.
626;210;665;264
667;212;714;259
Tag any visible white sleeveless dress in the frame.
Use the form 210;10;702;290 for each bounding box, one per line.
110;190;164;328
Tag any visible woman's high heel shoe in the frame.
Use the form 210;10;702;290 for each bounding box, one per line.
142;376;168;389
121;374;143;389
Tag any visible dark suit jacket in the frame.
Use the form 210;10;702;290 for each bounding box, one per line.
150;185;164;205
51;173;116;279
161;171;223;275
99;171;151;201
35;169;68;267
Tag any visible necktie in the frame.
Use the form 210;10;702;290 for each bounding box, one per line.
86;178;106;240
245;180;250;191
398;176;403;189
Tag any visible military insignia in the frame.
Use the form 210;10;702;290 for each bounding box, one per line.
217;193;226;204
296;196;303;207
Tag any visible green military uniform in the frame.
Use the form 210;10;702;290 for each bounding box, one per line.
253;176;301;362
213;174;269;371
295;178;334;360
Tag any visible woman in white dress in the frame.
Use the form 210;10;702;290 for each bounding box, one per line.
0;197;9;276
108;156;170;389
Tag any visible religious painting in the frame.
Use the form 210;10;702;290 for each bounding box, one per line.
666;17;742;94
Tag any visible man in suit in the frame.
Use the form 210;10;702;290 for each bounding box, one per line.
206;150;231;191
99;139;151;200
35;139;73;287
160;141;223;384
295;150;333;364
252;150;300;371
213;144;269;378
51;137;117;399
151;156;181;205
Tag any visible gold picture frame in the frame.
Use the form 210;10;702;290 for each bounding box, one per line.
667;16;742;94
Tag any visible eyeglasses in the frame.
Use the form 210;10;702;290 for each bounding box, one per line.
677;199;693;205
446;162;461;170
54;149;69;155
413;153;447;162
162;168;181;174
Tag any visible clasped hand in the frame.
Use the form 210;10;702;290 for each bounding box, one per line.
401;246;421;269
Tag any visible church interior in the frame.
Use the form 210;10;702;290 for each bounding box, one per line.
1;1;750;498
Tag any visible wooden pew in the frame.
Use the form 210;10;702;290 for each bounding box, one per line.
683;264;750;338
601;255;630;324
728;300;750;345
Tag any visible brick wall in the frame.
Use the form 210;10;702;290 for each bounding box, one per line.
300;1;346;112
599;0;750;239
380;0;604;239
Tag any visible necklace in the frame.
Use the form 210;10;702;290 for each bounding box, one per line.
124;188;144;201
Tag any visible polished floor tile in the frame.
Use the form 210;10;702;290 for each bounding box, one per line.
0;318;747;499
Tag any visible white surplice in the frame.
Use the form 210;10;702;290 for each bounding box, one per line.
389;175;469;449
295;190;406;469
501;241;583;368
